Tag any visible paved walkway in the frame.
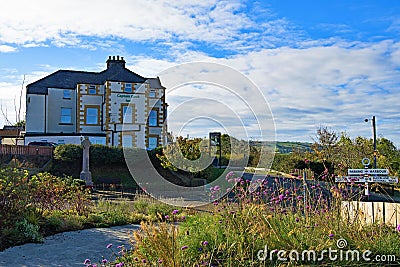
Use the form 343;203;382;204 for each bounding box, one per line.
0;225;139;267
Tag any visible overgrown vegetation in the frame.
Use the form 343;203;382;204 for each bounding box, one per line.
0;168;181;252
92;172;400;266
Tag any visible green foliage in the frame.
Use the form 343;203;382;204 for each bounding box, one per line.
15;219;43;243
54;144;82;161
54;144;127;166
0;169;92;250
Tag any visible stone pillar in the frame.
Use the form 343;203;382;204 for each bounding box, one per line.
80;137;93;186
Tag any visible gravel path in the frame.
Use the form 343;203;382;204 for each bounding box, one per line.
0;225;139;267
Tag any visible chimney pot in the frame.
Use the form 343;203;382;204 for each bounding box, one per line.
121;57;124;60
109;56;111;60
117;55;120;60
113;56;115;60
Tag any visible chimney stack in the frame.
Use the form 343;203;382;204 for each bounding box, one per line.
106;55;126;69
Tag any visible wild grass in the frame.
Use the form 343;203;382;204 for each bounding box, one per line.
94;173;400;267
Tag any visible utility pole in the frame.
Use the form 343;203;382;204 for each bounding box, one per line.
365;116;377;168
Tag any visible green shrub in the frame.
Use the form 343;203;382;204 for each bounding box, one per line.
15;219;43;243
54;144;82;161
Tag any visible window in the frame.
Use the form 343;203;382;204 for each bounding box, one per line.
85;107;99;125
149;90;156;98
122;105;133;123
63;90;71;99
88;85;96;94
125;83;132;93
60;108;72;124
148;137;158;150
148;109;158;126
122;135;133;148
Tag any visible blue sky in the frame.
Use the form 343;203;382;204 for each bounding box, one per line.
0;0;399;146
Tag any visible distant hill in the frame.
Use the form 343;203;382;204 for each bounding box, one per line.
250;140;312;154
275;141;312;154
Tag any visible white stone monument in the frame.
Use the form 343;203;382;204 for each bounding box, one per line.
80;137;93;186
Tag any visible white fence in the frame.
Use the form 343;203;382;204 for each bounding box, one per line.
341;201;400;227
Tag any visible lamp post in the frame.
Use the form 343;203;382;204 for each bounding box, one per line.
364;116;377;169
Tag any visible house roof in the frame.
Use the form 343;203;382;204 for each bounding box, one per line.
27;56;149;94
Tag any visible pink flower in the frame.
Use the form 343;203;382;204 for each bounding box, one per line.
396;224;400;232
172;209;179;215
106;243;113;249
84;259;91;264
181;245;188;250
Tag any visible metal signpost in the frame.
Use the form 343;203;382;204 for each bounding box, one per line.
335;158;398;196
209;132;222;168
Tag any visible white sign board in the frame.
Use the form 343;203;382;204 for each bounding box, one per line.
336;176;398;183
348;169;389;175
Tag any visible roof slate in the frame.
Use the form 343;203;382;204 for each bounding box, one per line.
27;62;148;94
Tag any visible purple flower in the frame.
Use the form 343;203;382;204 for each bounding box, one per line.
329;233;334;239
226;171;235;180
181;245;189;250
106;243;113;249
165;215;170;220
102;259;108;263
203;241;209;246
396;224;400;232
295;217;299;222
84;259;91;264
133;257;139;261
213;185;221;191
115;263;125;267
172;209;179;215
158;259;163;263
142;259;147;263
278;194;284;201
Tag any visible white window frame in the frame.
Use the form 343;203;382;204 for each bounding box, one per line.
86;107;99;125
63;89;71;99
149;90;156;98
148;109;158;126
60;107;72;124
123;105;133;124
88;85;96;94
125;83;132;93
148;136;158;150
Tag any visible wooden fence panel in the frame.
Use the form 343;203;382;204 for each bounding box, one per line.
0;144;53;157
384;202;398;227
342;201;400;227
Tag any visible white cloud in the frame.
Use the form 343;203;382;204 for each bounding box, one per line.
127;40;400;145
0;45;17;53
0;0;295;51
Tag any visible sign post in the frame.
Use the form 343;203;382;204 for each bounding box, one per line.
335;158;398;196
209;132;222;168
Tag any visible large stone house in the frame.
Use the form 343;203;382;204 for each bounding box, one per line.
25;56;167;149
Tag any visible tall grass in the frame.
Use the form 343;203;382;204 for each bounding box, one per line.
100;173;400;266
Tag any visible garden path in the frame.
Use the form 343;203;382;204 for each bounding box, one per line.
0;224;139;267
